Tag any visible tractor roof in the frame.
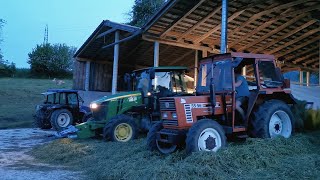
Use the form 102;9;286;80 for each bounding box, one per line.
133;66;188;73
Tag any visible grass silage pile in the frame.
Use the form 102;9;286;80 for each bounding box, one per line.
31;131;320;179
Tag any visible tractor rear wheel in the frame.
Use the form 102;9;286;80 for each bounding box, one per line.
103;115;138;142
147;122;163;151
50;109;73;131
186;119;226;154
250;100;293;138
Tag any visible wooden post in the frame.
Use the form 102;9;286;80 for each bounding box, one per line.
306;71;310;86
154;41;159;67
112;31;120;94
194;50;199;87
299;71;303;86
202;50;208;58
242;66;246;77
85;61;90;91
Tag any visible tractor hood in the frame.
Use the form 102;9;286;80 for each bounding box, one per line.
91;91;142;105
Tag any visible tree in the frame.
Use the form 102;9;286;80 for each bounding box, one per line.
27;43;77;78
128;0;166;27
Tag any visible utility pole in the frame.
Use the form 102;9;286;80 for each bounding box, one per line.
43;24;48;44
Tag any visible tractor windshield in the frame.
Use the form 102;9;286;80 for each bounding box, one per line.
197;60;232;93
153;71;187;94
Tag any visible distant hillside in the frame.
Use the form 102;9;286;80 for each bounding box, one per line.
284;71;318;84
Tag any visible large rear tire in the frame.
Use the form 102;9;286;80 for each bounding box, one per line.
250;100;293;138
103;115;138;142
186;119;227;154
147;122;163;151
50;109;73;131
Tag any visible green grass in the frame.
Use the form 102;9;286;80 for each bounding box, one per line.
31;132;320;180
0;78;72;129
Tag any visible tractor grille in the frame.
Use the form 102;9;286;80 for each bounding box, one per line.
160;99;176;111
163;120;178;126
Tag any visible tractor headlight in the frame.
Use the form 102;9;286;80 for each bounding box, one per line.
172;112;177;119
162;112;168;119
90;103;99;109
147;92;152;96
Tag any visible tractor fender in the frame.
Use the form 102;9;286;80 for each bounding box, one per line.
257;92;296;105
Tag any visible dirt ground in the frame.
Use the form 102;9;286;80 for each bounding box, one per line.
0;128;83;180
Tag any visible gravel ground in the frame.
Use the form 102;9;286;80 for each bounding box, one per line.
0;128;83;180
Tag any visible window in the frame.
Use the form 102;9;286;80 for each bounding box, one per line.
258;61;282;88
68;93;78;105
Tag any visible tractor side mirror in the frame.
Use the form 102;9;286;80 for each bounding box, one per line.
149;69;155;79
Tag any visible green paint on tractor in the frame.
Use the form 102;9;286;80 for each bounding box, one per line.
71;66;191;141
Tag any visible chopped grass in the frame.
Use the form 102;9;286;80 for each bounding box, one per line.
31;132;320;179
0;78;72;129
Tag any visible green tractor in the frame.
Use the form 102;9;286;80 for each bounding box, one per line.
60;66;192;142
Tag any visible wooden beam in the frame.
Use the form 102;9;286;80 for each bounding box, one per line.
303;58;319;66
282;46;319;60
176;5;221;41
275;36;320;57
252;20;317;53
194;10;245;44
95;28;117;39
168;50;194;65
160;0;206;38
238;14;306;51
267;28;319;54
142;35;219;53
294;52;319;64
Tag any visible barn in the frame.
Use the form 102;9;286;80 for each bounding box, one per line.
73;0;320;95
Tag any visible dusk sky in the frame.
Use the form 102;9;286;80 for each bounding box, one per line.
1;0;135;68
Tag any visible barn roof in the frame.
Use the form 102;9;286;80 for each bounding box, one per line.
74;20;196;69
142;0;320;72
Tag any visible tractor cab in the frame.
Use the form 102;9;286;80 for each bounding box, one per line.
149;53;295;154
132;66;190;112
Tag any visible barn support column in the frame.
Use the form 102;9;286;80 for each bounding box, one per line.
220;0;228;53
194;50;199;87
154;41;159;67
242;66;247;77
84;61;91;91
306;71;310;86
202;50;208;58
299;71;303;86
111;30;120;94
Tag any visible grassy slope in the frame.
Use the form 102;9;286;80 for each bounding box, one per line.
31;132;320;180
0;78;72;129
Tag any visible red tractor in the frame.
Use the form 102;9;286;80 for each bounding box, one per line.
147;52;295;154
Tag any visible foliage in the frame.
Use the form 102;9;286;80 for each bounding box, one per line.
0;59;16;77
27;43;77;78
0;78;72;129
30;131;320;180
128;0;166;27
304;109;320;130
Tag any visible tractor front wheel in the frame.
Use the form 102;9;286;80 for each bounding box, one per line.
186;119;227;154
103;115;138;142
147;122;163;151
250;100;293;138
50;109;73;131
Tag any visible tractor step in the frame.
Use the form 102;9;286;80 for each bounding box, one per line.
237;134;248;139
